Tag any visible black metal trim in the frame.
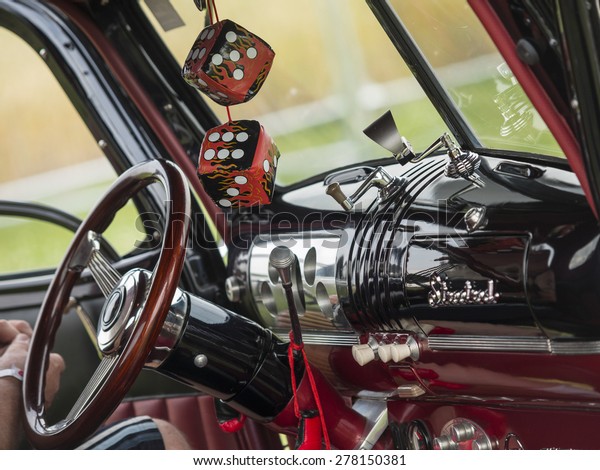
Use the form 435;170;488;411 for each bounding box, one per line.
0;200;82;232
366;0;481;150
556;0;600;219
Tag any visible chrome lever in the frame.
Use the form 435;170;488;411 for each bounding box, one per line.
409;132;483;186
325;166;405;211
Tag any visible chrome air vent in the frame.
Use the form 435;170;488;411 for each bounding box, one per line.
246;232;349;332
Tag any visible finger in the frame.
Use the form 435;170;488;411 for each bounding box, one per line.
12;333;30;346
48;353;66;373
9;320;32;336
0;334;30;370
0;320;20;344
2;334;30;357
45;353;65;409
3;334;30;354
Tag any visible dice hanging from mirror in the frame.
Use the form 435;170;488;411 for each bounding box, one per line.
197;120;280;208
182;19;275;106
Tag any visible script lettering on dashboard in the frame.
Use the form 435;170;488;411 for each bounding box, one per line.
428;272;500;308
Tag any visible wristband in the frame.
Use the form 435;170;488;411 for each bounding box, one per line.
0;365;24;382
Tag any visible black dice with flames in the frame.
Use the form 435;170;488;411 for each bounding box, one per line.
197;120;280;208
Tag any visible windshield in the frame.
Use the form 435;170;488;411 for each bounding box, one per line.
142;0;563;186
141;0;449;185
385;0;563;158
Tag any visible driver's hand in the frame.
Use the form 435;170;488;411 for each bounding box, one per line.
0;319;65;407
0;319;32;344
0;319;32;370
0;332;29;371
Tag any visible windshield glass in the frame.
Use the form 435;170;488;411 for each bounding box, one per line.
141;0;563;186
141;0;448;185
387;0;563;158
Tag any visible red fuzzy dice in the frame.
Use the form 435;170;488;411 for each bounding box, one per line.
182;19;275;106
198;120;280;208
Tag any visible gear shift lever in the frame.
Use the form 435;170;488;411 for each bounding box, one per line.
269;245;295;284
269;245;329;449
269;245;302;345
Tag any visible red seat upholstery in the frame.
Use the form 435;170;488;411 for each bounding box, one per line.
106;395;285;450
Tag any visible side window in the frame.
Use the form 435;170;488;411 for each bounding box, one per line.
0;29;139;275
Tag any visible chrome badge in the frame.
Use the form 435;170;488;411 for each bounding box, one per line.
428;272;500;308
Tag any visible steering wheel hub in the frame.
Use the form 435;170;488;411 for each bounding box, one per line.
101;288;125;328
98;269;150;355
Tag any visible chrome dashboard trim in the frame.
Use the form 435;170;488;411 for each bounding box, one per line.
427;335;550;352
272;332;600;354
550;341;600;355
427;335;600;355
270;330;600;355
273;329;361;346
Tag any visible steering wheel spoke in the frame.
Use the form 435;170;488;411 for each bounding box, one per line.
66;356;118;423
87;231;121;297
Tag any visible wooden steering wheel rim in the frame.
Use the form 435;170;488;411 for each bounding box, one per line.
23;160;190;449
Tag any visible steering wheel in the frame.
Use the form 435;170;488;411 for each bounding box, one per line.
23;160;191;449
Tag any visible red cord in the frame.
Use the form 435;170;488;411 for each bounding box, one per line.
209;0;220;23
288;332;332;449
287;342;301;418
207;0;214;24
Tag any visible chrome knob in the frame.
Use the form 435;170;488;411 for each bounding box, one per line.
464;206;487;232
472;437;493;450
450;421;476;442
225;276;244;302
433;435;458;450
